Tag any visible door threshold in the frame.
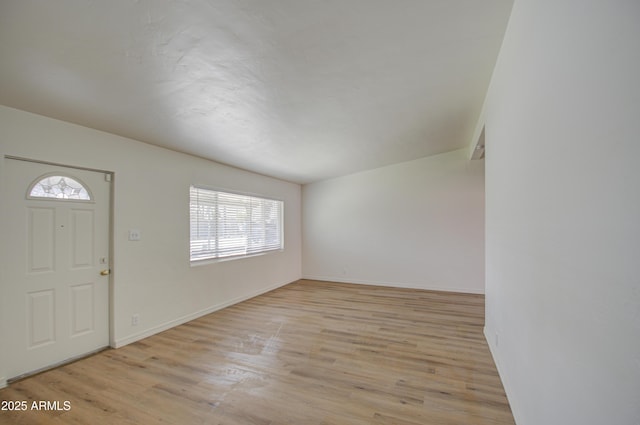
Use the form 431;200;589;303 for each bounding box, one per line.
7;346;110;385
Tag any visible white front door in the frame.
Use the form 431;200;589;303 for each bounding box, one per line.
2;158;111;380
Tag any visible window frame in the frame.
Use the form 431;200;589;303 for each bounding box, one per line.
189;185;284;264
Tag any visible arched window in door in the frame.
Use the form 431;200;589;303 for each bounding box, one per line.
27;174;92;201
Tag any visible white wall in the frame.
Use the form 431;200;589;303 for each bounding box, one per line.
484;1;640;424
303;149;485;293
0;106;301;384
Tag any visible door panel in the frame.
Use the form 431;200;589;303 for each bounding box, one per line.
70;208;94;269
70;282;95;336
28;207;56;273
27;289;56;348
3;158;111;380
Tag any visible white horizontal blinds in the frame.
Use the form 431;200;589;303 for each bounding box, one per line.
190;186;283;261
247;195;283;255
190;187;218;260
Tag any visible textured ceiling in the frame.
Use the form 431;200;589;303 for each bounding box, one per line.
0;0;512;184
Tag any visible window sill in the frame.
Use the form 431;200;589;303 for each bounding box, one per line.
190;249;284;267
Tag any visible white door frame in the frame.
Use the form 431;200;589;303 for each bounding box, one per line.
0;155;114;387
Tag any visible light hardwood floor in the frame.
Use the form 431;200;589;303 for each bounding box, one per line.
0;280;514;424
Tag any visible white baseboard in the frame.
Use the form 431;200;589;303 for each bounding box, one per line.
484;326;521;425
113;280;293;348
484;325;500;370
302;275;485;294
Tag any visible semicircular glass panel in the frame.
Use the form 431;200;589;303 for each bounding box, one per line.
28;175;92;200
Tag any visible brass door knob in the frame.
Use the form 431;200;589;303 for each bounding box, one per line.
100;269;111;276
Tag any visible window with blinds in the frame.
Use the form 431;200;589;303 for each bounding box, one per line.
189;186;284;262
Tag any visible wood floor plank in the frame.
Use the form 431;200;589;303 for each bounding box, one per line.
0;280;514;424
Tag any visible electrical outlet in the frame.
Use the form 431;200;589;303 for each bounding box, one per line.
132;314;140;326
128;229;141;241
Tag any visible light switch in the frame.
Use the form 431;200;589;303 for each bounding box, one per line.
128;229;141;241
